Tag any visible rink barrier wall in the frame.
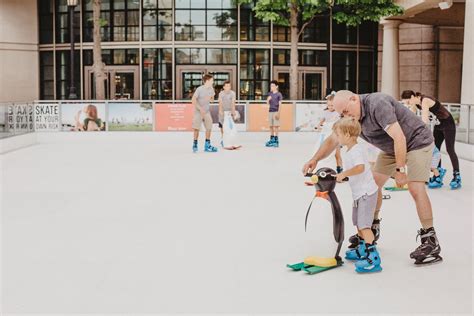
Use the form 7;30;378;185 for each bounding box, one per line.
0;100;473;157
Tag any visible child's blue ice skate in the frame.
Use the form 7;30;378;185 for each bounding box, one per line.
265;137;275;147
449;171;461;190
204;140;218;152
355;243;382;273
271;138;280;148
428;175;443;189
336;166;343;174
345;240;366;261
192;141;198;153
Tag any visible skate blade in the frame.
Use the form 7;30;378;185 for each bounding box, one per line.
414;256;443;266
355;266;383;274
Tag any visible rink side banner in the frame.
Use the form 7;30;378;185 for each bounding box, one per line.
61;103;106;131
108;102;153;131
295;103;326;132
209;104;246;132
154;103;194;131
34;104;60;131
8;104;34;132
247;103;294;132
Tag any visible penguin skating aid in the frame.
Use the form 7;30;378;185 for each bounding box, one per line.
287;168;346;275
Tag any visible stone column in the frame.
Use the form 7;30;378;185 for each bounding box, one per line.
461;0;473;104
380;19;402;99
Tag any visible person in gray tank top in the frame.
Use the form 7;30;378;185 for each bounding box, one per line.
302;90;443;267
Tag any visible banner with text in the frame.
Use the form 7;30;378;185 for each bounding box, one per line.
154;103;194;131
7;104;34;132
34;103;60;131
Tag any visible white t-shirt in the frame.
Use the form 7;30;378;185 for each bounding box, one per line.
320;110;340;133
342;143;379;200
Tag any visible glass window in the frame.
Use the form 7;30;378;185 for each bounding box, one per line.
359;22;377;46
240;49;270;100
55;50;81;100
332;21;357;45
273;49;290;66
143;48;172;99
332;51;356;92
82;0;139;42
39;0;54;44
301;15;328;43
40;52;55;99
83;49;138;65
174;1;237;41
142;0;173;41
358;51;374;93
55;0;80;44
299;50;328;66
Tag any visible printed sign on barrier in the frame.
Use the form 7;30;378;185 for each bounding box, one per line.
108;102;153;131
34;104;60;131
8;104;34;132
61;103;106;131
295;103;326;132
154;103;194;131
247;103;294;132
209;104;246;132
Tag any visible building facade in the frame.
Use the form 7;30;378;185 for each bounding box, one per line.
36;0;379;101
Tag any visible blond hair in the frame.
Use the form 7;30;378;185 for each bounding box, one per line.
333;117;361;138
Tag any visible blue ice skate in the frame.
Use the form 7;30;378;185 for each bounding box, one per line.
449;172;461;190
192;141;198;153
428;167;446;189
204;140;218;152
355;244;382;273
345;240;366;261
265;137;275;147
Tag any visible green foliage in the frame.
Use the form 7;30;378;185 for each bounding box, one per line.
332;0;404;26
237;0;403;27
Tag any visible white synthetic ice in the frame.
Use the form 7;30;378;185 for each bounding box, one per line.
1;132;472;314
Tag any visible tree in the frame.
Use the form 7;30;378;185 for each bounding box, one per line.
92;0;107;100
238;0;403;100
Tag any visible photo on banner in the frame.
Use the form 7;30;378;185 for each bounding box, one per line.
154;103;194;131
247;103;294;132
209;104;246;132
7;104;34;133
295;103;326;132
108;102;153;131
61;103;106;132
34;103;60;131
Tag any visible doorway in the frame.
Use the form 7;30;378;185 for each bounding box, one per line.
84;66;139;100
273;66;327;100
176;65;237;100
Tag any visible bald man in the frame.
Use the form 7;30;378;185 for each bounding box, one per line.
302;91;442;266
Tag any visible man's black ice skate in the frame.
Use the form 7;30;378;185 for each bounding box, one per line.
410;227;443;266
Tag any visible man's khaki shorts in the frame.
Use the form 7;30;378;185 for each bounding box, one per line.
374;143;434;182
268;112;280;127
192;112;213;131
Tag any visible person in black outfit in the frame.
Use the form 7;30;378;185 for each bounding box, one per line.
401;91;461;189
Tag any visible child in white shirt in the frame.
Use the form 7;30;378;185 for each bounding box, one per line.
333;117;382;273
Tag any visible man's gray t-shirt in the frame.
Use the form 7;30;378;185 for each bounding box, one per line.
193;85;215;113
359;93;434;155
219;90;236;112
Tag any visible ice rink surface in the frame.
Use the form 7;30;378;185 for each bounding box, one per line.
1;132;473;314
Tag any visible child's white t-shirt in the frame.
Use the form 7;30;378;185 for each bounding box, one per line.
342;143;379;200
320;110;340;133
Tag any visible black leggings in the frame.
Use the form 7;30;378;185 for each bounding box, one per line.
433;118;459;172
